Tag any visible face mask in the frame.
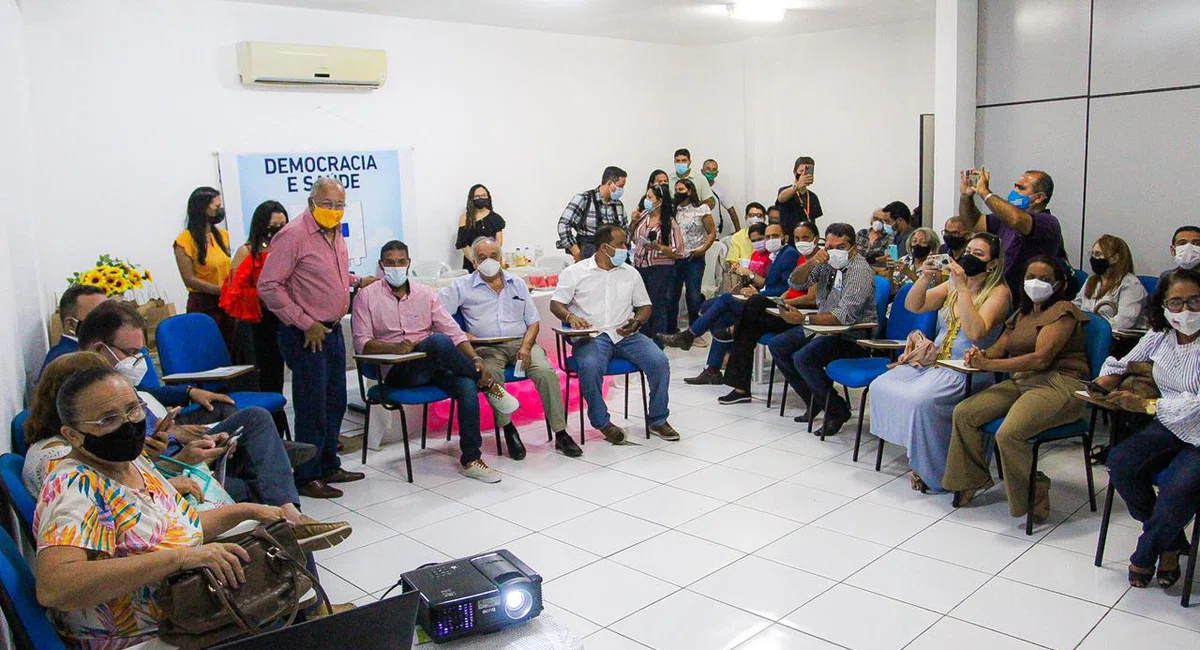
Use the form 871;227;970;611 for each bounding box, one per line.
208;208;226;225
827;248;850;270
312;206;345;230
610;186;624;201
108;346;148;386
1175;243;1200;270
796;241;816;256
78;417;147;463
675;163;690;176
674;193;690;205
642;198;655;212
1089;257;1111;276
1165;308;1200;337
943;233;966;251
472;198;490;209
383;266;408;288
1024;278;1056;303
883;223;895;237
911;244;931;259
264;224;283;241
1007;189;1031;210
606;245;629;267
63;317;79;336
751;240;767;252
765;239;783;254
748;216;765;225
871;221;883;233
477;258;502;278
958;253;989;277
702;171;717;183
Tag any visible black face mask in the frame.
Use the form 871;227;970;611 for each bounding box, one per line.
472;198;490;209
264;224;283;241
208;208;226;225
943;234;966;251
674;193;690;205
1090;257;1111;276
79;418;147;463
911;244;931;259
958;253;989;277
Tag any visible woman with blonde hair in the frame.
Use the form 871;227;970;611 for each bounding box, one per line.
1074;234;1147;331
21;352;112;495
868;233;1011;493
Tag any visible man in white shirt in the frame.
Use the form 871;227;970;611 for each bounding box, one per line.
702;158;741;235
550;225;680;444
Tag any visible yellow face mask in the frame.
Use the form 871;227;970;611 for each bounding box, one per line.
312;206;344;230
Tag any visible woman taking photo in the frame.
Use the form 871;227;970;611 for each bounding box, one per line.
892;227;942;289
174;186;234;351
455;184;505;272
668;178;716;334
1099;268;1200;589
944;256;1090;521
631;184;683;340
869;233;1010;493
1074;234;1148;332
856;210;896;265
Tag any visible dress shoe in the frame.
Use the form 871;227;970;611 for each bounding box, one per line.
601;423;627;444
298;479;343;499
555;431;583;457
712;327;735;343
793;402;823;423
818;411;850;436
322;468;366;484
503;425;527;460
685;367;725;385
718;389;752;405
658;330;695;350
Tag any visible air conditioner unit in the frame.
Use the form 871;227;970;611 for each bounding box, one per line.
237;41;387;89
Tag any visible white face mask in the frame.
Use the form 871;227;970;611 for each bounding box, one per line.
871;221;883;233
107;345;148;386
1175;243;1200;270
827;248;850;270
796;241;816;256
1165;308;1200;336
748;216;765;225
1024;278;1056;303
383;266;409;288
764;239;783;254
477;258;502;278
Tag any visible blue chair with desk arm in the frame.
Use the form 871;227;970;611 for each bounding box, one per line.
553;326;647;442
0;452;35;550
0;525;68;650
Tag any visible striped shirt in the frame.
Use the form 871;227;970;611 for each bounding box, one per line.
1101;329;1200;446
556;189;628;251
790;253;877;331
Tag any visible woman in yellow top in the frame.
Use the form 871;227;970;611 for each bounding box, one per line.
174;186;234;351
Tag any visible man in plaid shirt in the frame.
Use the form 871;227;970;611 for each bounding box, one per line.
556;166;628;261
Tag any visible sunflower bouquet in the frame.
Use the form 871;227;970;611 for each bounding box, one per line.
68;254;155;298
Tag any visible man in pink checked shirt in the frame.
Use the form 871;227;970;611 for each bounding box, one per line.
352;240;520;483
258;177;375;499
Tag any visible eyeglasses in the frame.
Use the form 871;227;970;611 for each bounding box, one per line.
313;201;347;210
72;401;148;433
1165;296;1200;312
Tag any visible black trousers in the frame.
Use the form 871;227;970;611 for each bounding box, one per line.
723;295;793;392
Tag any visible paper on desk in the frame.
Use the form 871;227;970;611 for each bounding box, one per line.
354;353;426;363
161;365;254;380
936;359;981;372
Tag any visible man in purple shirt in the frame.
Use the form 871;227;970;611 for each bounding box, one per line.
959;167;1066;297
352;240;519;484
258;177;368;499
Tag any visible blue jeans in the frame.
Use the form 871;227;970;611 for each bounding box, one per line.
669;257;706;327
572;333;670;429
638;265;675;341
384;334;483;465
691;294;743;371
278;324;346;484
1107;419;1200;568
769;329;863;413
216;406;300;507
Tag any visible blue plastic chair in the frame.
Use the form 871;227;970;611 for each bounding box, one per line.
354;358;456;483
1073;268;1089;296
554;327;647;442
982;313;1111;535
1137;274;1159;297
155;314;288;418
0;454;35;547
0;526;67;650
827;283;938;467
10;410;28;456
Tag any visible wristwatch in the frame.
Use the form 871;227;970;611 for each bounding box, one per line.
983;192;997;203
1145;399;1158;416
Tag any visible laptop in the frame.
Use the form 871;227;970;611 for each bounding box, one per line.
212;590;418;650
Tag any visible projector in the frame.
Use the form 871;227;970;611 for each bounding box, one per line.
400;549;543;643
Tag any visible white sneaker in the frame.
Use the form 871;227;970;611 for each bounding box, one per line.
485;383;521;415
460;459;502;483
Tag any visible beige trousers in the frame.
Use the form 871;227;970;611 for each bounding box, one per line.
475;340;567;432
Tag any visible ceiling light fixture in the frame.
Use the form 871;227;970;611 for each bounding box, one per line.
726;1;787;23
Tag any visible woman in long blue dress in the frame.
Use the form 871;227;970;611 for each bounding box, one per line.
868;233;1012;493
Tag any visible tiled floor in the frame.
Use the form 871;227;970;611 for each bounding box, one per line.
295;351;1200;649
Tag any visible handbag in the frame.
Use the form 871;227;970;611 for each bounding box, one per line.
1118;361;1160;399
157;520;329;649
892;330;937;368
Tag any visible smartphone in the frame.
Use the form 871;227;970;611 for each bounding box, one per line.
1083;380;1111;396
219;426;245;449
769;296;788;308
933;254;951;268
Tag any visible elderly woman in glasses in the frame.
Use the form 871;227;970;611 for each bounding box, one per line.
34;365;285;650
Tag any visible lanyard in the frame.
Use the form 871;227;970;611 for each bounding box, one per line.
801;190;811;219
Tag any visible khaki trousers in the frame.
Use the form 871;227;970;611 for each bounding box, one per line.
475;340;567;432
943;371;1085;517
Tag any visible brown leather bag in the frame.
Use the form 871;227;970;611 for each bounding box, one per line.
157;520;328;649
1119;361;1160;399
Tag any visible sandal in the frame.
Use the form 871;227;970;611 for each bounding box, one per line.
909;472;929;494
952;479;995;508
1157;551;1183;589
1128;564;1154;588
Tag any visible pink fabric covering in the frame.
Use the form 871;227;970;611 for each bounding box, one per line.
418;368;609;432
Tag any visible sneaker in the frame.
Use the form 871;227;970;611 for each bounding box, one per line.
718;390;752;405
459;459;502;483
693;335;709;348
601;423;627;444
295;515;353;553
484;383;520;415
658;330;695;350
647;422;681;441
711;327;735;343
684;367;724;385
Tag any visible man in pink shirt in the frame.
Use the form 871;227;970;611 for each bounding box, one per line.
352;240;518;483
258;177;370;499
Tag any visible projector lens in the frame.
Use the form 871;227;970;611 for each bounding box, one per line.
502;587;533;619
